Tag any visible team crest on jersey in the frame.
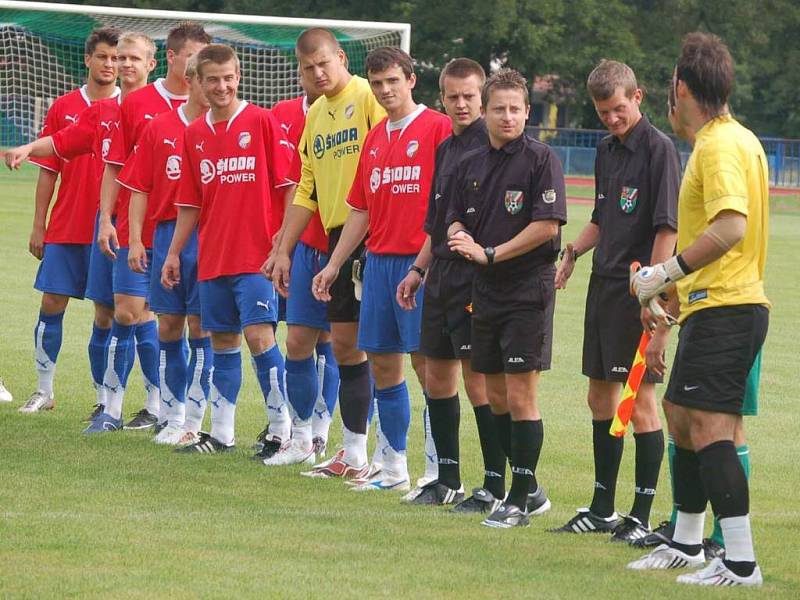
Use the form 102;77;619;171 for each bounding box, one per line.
619;186;639;213
200;159;216;184
542;189;557;204
369;167;381;193
165;155;182;180
238;131;252;149
504;190;524;214
101;138;111;159
345;103;355;119
406;140;419;158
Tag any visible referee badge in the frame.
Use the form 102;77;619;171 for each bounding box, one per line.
619;186;639;213
504;190;524;214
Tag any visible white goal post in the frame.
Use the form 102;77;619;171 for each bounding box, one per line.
0;0;410;145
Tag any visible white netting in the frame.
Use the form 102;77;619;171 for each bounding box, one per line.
0;2;406;145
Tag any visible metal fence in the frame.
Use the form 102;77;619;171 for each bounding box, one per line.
527;127;800;189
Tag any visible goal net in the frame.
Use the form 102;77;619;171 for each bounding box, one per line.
0;0;409;146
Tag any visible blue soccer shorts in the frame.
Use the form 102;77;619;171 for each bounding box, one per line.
286;241;331;332
85;211;114;308
113;247;152;299
34;243;91;299
149;220;200;316
199;273;278;333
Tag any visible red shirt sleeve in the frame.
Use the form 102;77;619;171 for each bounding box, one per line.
51;105;98;161
262;111;294;189
30;102;62;173
346;149;369;211
117;123;154;194
176;128;202;208
105;101;130;165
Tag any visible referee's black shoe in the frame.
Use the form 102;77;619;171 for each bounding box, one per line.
630;519;674;549
526;486;552;516
451;487;503;514
482;502;530;529
610;515;650;544
549;507;622;534
406;480;465;505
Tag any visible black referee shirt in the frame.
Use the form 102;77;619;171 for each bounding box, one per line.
591;115;680;279
424;118;489;260
446;133;567;301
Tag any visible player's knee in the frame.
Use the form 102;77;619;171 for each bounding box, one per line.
186;315;204;339
243;324;276;355
331;336;362;365
158;315;185;342
40;293;69;315
369;353;404;388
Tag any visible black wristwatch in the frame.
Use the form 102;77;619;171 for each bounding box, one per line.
484;246;495;265
559;247;578;262
408;264;426;278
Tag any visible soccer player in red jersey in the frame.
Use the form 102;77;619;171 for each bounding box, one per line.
163;44;294;453
95;23;210;432
313;48;451;491
117;56;212;446
3;28;120;414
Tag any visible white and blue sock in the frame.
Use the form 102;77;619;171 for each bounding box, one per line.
311;341;338;442
135;320;160;417
422;400;439;482
376;381;411;453
33;311;64;397
159;339;187;428
286;355;317;448
102;321;136;420
209;348;241;445
185;336;212;432
88;323;110;405
252;344;289;441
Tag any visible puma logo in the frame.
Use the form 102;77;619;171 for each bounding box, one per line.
195;141;205;152
280;123;291;134
327;108;336;120
163;138;177;148
65;114;78;124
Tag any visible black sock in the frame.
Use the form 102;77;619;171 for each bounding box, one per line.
492;411;512;461
338;361;371;435
427;394;460;489
589;419;624;518
671;445;706;555
474;404;506;499
630;429;664;526
697;441;755;577
506;420;543;510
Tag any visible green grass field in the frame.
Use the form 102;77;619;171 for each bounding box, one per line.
1;165;798;598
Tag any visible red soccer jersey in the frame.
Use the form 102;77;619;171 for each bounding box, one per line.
31;86;119;244
106;79;188;247
177;101;294;281
347;106;450;255
117;105;201;247
270;96;329;253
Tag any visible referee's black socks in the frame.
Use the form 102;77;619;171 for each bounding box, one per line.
589;419;624;518
474;404;506;499
338;361;371;435
427;394;461;490
506;419;544;510
630;429;664;527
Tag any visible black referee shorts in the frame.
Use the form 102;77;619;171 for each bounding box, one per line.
326;226;366;323
666;304;768;414
582;274;662;384
419;258;473;360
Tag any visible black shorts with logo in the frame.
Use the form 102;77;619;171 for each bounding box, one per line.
666;304;768;414
582;273;662;384
470;265;555;374
326;226;366;323
420;258;474;360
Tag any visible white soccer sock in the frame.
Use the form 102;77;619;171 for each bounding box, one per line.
422;406;439;481
104;387;125;421
311;361;332;442
673;510;705;547
262;364;290;441
343;426;368;467
720;515;756;562
95;383;107;407
370;400;386;469
36;365;56;397
210;388;236;446
383;445;409;480
184;354;208;433
144;375;160;417
292;417;313;448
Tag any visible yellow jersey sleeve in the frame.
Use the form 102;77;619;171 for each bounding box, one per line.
701;141;749;221
294;119;318;213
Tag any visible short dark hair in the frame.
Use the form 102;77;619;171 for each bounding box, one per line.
196;44;239;78
482;68;529;107
586;59;638;101
166;21;211;53
295;28;341;57
676;31;734;115
366;47;414;79
85;26;121;55
439;58;486;93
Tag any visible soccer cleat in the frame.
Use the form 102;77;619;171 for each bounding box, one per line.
611;515;651;544
83;403;104;423
124;409;158;430
312;436;327;459
301;448;345;476
345;463;383;486
250;434;285;461
702;537;726;561
631;519;674;549
153;424;186;445
405;480;465;505
176;432;234;454
82;413;123;434
18;390;55;413
452;487;504;514
177;430;201;447
627;543;705;570
351;473;411;492
482;502;530;529
676;557;762;587
153;420;168;435
301;453;368;480
262;439;315;466
0;378;13;402
549;507;622;534
526;486;552;516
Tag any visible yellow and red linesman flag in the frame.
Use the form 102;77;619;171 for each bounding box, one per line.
609;331;651;437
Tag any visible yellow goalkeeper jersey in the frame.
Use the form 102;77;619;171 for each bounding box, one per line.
293;75;386;232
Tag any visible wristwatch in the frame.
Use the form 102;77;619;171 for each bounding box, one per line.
484;246;495;265
408;264;426;278
559;247;578;262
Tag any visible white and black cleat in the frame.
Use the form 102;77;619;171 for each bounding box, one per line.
676;557;762;586
451;487;504;514
611;515;651;544
176;432;234;454
549;507;621;534
627;543;705;570
482;502;530;529
526;486;552;516
405;480;465;505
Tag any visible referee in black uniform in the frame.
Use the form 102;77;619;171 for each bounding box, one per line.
447;68;567;529
552;60;680;541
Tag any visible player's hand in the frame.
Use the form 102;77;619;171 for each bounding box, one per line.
449;230;473;243
161;253;181;289
312;263;340;302
2;145;32;170
644;324;669;377
261;254;276;281
97;219;119;259
271;252;292;298
128;240;147;273
396;271;422;311
630;258;686;305
448;237;488;265
28;224;46;260
555;242;576;289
